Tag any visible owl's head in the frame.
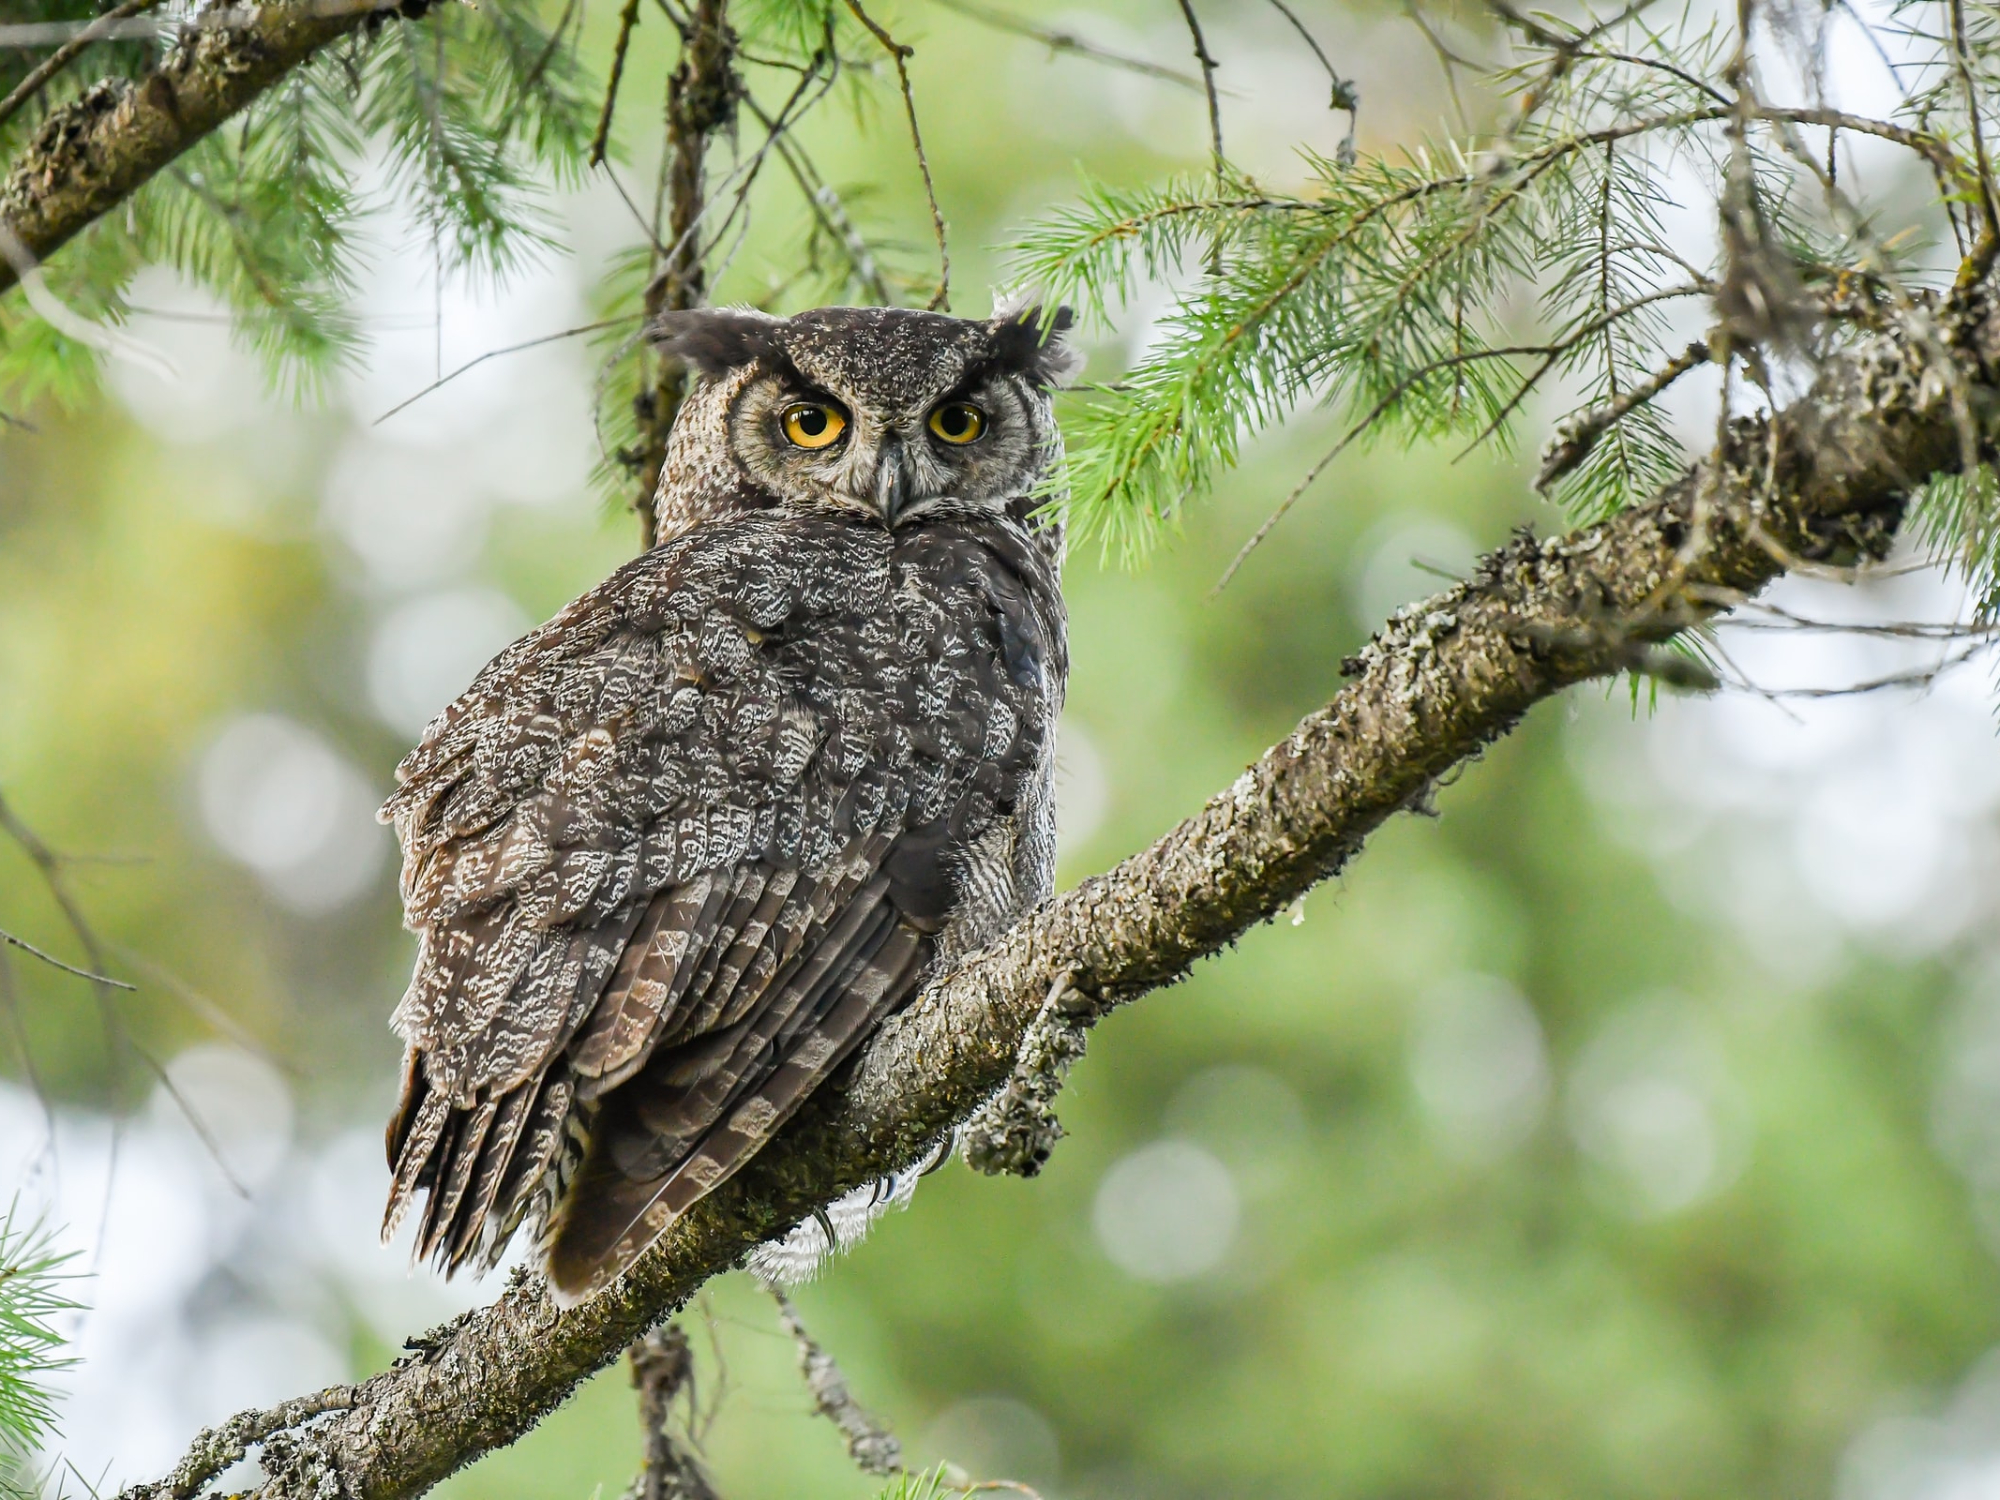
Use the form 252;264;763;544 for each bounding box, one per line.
648;302;1080;539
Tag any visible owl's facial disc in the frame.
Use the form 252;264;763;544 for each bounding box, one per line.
731;368;1039;527
713;305;1073;526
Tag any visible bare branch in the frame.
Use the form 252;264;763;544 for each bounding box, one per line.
135;1386;357;1500
927;0;1205;92
843;0;949;309
0;926;135;991
590;0;646;168
770;1288;902;1476
629;0;742;547
1173;0;1224;179
626;1326;721;1500
375;317;640;426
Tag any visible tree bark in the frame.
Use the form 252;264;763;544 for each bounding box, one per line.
630;0;739;548
116;277;1997;1500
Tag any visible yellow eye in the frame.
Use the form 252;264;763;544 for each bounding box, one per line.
782;403;847;449
927;402;986;445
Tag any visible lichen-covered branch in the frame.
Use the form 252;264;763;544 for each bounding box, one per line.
625;1326;720;1500
0;0;416;294
630;0;741;548
118;283;1997;1500
771;1288;902;1476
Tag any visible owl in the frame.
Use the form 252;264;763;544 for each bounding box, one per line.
379;303;1079;1303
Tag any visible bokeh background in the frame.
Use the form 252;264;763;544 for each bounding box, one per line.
5;1;2000;1496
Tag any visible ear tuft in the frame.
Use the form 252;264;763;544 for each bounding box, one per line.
987;301;1084;389
647;307;784;379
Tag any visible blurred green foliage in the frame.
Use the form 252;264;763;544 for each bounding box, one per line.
0;1;1996;1498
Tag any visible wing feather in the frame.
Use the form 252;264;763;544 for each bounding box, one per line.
543;877;919;1298
442;1078;539;1271
380;512;1064;1293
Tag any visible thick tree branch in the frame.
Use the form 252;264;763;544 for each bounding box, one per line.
0;0;416;295
123;285;1997;1499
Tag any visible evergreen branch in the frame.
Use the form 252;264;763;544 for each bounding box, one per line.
0;0;164;134
1213;282;1708;591
0;1206;77;1470
114;231;1995;1500
1537;338;1711;490
1458;280;1711;455
0;0;417;294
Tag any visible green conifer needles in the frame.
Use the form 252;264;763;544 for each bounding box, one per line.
0;1206;78;1498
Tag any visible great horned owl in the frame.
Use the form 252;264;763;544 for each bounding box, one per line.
380;303;1078;1303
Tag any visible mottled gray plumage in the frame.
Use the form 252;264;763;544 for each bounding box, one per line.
381;303;1075;1303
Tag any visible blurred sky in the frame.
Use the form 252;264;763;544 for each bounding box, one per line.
5;1;2000;1497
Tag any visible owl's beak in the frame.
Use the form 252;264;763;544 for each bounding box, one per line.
873;435;917;527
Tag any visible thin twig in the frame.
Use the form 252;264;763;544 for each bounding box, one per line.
1174;0;1224;178
374;317;639;425
770;1288;902;1476
0;788;251;1195
0;949;55;1148
688;48;840;287
1717;640;1997;698
928;0;1203;91
1402;0;1472;131
0;0;165;133
1263;0;1336;82
108;944;300;1077
626;1326;720;1500
590;0;644;167
763;131;896;304
0;929;135;991
1576;48;1731;105
1948;0;2000;248
843;0;949;309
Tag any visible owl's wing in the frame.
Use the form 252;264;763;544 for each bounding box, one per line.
378;514;1060;1301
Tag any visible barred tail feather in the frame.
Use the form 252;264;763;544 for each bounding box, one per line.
543;907;928;1303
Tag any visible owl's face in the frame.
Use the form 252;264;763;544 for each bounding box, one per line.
650;304;1079;535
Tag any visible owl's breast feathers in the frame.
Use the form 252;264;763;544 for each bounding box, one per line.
378;511;1065;1301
